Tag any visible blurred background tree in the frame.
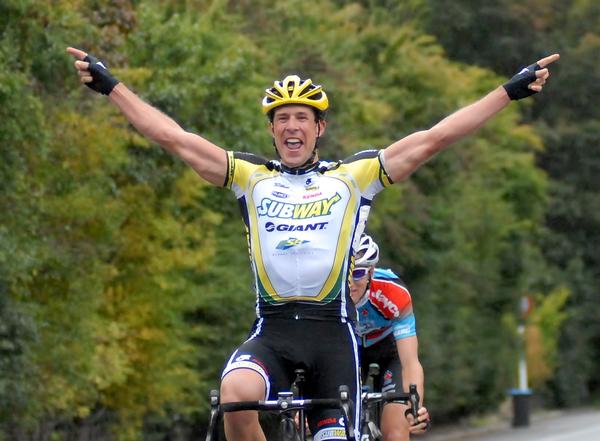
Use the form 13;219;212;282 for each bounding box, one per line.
425;0;600;408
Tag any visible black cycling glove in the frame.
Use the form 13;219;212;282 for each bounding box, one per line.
503;63;541;100
83;54;119;95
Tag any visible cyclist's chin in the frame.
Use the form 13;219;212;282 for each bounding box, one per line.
280;152;312;168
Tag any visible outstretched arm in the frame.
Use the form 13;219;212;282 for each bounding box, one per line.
66;47;228;186
383;53;560;183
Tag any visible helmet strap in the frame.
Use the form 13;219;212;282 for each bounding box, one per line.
300;123;321;166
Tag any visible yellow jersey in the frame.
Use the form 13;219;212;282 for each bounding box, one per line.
224;149;392;320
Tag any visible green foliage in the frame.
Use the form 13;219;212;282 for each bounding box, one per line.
422;0;600;407
526;287;570;388
0;24;50;428
124;1;269;153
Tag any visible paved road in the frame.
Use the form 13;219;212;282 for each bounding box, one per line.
422;408;600;441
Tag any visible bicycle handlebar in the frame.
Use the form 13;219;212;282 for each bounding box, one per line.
362;390;410;404
217;385;356;441
220;397;342;412
362;383;420;420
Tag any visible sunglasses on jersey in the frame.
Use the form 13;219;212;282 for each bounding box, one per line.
351;267;370;280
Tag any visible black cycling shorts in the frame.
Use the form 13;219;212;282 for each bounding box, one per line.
360;334;403;393
222;317;361;440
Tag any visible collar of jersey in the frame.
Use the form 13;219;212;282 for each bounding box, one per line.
267;159;341;175
267;159;321;175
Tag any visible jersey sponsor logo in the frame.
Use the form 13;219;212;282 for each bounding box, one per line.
265;221;328;232
383;369;393;384
234;354;267;370
257;193;341;219
317;417;338;428
371;289;401;318
313;428;347;441
303;191;323;199
276;237;309;250
304;178;319;191
271;191;289;199
395;325;412;335
274;182;289;189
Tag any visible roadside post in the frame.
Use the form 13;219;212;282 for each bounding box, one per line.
510;295;534;427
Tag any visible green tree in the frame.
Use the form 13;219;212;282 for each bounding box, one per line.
424;0;600;406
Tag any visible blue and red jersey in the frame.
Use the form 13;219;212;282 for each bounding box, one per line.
354;268;416;347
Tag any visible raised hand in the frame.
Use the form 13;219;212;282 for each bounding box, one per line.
503;53;560;100
66;47;119;95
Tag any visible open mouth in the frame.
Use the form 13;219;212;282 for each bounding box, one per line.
285;138;303;150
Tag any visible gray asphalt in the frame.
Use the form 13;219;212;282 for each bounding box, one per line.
421;408;600;441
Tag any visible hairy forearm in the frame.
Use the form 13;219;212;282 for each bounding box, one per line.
109;83;184;150
430;86;510;149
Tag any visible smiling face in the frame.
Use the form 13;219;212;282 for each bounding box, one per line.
270;105;327;168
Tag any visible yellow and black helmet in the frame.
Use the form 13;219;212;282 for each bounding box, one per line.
262;75;329;117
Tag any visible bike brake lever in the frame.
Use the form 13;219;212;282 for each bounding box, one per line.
339;385;356;441
409;384;420;420
206;389;221;441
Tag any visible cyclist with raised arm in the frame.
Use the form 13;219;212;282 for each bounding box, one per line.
67;45;558;441
351;234;428;441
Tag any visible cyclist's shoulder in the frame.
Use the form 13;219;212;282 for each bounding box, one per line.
319;149;383;172
230;151;270;165
372;268;408;290
373;267;401;280
226;151;275;188
340;148;382;164
369;268;412;312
